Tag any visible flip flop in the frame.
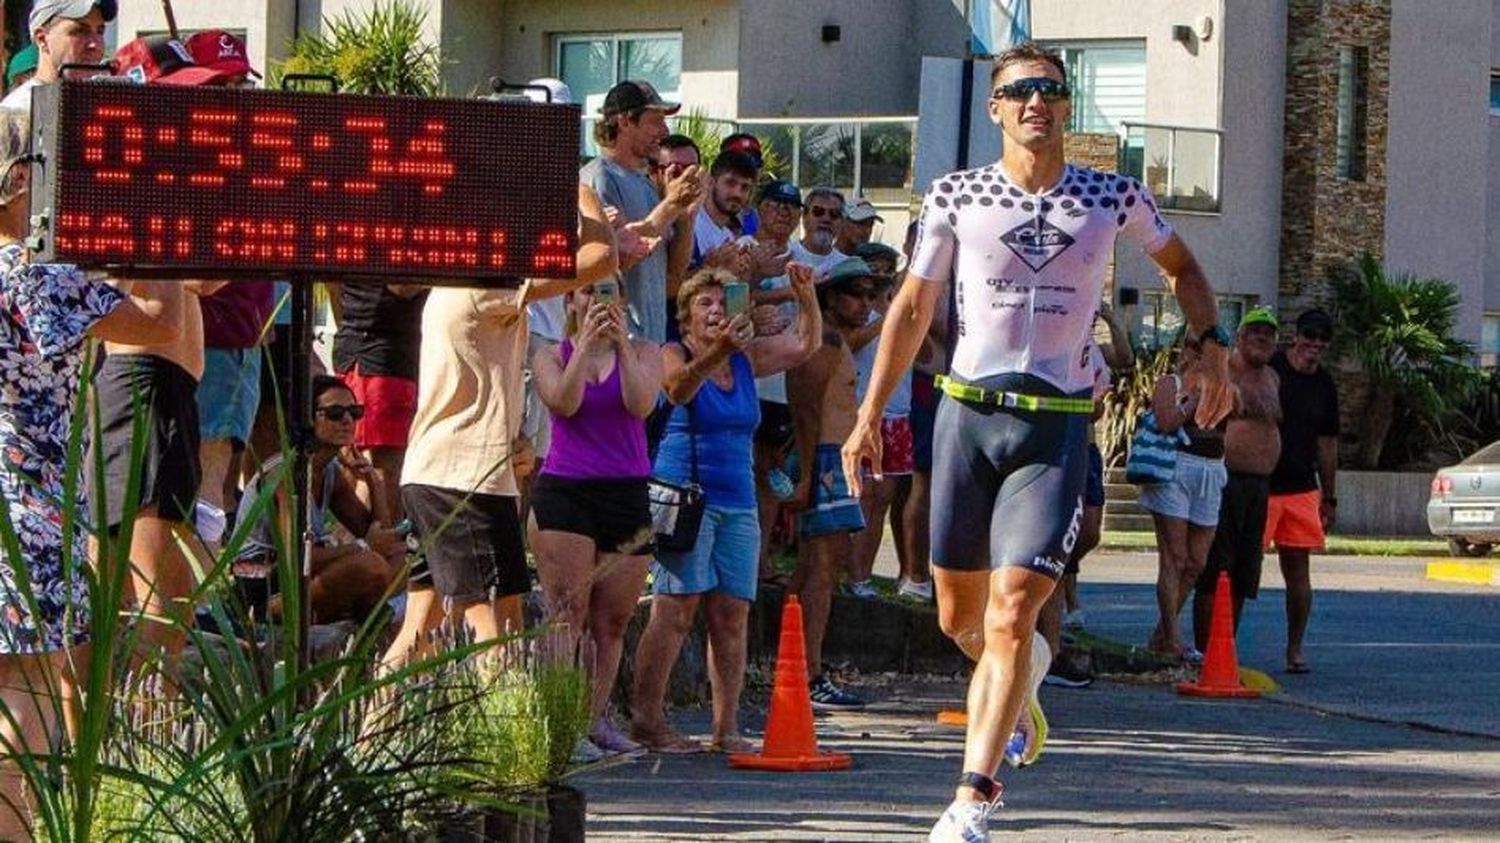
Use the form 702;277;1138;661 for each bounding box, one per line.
630;727;704;755
1285;659;1311;674
707;734;757;754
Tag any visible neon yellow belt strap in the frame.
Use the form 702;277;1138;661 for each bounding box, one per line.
935;374;1095;414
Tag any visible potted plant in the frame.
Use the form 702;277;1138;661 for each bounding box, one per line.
441;629;594;843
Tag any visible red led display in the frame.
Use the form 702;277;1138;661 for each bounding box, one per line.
31;82;580;283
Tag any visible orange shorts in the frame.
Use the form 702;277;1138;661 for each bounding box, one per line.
1263;490;1325;550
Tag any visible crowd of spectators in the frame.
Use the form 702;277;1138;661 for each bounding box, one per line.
0;4;1342;800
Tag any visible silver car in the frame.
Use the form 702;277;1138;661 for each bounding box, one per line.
1428;440;1500;557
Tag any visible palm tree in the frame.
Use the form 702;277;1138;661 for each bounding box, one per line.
1332;253;1482;468
276;0;443;96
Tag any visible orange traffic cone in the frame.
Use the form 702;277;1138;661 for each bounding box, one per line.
729;596;853;771
1176;572;1260;699
936;709;967;726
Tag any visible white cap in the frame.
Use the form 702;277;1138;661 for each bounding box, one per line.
523;77;574;105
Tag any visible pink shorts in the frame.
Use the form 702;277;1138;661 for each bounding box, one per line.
880;416;914;476
340;364;417;450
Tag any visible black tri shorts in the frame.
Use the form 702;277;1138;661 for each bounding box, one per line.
928;374;1090;579
91;353;203;527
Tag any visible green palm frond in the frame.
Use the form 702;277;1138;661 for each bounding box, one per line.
273;0;444;96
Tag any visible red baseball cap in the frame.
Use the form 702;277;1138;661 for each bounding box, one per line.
186;30;261;80
113;35;232;86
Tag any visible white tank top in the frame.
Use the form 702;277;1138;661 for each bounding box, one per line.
908;163;1172;394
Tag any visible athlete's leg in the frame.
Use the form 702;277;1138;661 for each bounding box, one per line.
954;566;1057;799
934;568;991;662
1279;546;1312;668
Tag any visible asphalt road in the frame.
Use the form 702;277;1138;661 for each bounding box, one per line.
576;551;1500;840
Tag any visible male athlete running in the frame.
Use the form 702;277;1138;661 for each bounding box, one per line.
843;43;1234;842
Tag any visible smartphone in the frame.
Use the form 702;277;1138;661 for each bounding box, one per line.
723;281;749;317
594;278;619;305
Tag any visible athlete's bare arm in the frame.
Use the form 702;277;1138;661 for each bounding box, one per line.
842;272;942;496
1150;235;1233;429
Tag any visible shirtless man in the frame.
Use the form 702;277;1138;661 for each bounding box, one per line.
92;279;222;657
843;43;1233;841
786;258;872;711
1192;307;1283;651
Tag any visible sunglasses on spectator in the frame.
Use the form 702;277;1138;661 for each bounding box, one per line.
317;404;365;422
1297;329;1333;343
807;206;842;219
992;77;1072;103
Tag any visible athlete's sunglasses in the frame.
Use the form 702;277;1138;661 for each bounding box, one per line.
992;77;1072;103
317;404;366;422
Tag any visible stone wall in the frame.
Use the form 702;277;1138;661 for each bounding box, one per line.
1277;0;1392;319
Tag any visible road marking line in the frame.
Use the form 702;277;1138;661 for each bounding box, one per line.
1424;560;1499;586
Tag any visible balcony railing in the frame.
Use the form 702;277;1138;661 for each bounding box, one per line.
1119;122;1222;214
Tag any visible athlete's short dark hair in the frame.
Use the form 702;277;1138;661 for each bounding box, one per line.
661;133;700;159
990;42;1067;89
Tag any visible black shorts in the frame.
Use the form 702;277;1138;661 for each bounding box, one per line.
402;484;529;603
92;354;203;527
530;474;654;555
753;400;794;450
1197;471;1270;601
928;374;1089;579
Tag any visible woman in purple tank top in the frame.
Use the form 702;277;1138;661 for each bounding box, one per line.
529;280;663;757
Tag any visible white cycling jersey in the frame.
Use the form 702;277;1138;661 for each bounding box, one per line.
909;162;1172;395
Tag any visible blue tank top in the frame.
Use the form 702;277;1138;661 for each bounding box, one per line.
653;351;760;508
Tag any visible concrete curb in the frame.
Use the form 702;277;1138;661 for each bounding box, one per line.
1425;559;1499;586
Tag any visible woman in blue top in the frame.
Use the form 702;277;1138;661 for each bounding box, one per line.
630;265;820;754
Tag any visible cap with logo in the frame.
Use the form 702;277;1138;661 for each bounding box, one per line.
29;0;116;34
184;30;261;80
113;35;232;86
6;44;38;88
1238;307;1279;331
845;198;883;223
756;179;802;207
601;80;680;117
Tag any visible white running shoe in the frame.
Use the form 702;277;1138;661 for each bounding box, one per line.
898;577;935;602
928;797;1001;842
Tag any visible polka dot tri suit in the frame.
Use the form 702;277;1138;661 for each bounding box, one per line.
908;163;1174;578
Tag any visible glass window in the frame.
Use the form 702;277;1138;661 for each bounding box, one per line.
1481;313;1500;368
556;32;682;154
1120;124;1221;213
858;122;916;204
1135;291;1250;350
1336;45;1369;180
797;123;857;195
1490;72;1500;116
1042;41;1146;135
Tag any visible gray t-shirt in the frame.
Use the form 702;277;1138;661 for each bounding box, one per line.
580;155;668;342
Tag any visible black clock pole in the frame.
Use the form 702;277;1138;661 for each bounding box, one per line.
287;276;315;678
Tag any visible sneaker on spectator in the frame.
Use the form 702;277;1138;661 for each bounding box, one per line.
570;737;607;765
928;796;1001;843
590;716;645;758
846;579;880;600
809;674;866;711
1042;660;1094;689
1062;608;1087;630
897;577;934;603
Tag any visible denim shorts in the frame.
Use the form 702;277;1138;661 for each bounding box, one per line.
1138;453;1228;527
198;347;262;443
652;504;760;601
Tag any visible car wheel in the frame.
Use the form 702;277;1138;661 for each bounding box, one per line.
1448;538;1494;558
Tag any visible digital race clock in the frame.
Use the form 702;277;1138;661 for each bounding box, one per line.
28;81;581;285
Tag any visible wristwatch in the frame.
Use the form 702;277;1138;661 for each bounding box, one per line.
1198;324;1232;349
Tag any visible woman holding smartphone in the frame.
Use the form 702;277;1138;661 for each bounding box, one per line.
629;265;821;754
529;278;663;758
